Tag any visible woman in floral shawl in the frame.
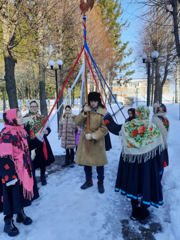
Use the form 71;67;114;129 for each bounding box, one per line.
103;106;164;224
23;101;55;186
0;109;43;237
152;103;169;167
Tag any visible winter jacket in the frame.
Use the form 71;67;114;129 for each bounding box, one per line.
59;114;76;149
75;106;108;167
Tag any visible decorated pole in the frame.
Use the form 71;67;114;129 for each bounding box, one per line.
83;14;90;152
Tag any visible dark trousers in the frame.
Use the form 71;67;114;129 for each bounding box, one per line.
84;166;104;181
66;149;74;162
40;167;46;175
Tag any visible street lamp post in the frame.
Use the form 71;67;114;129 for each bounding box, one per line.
48;59;63;132
142;51;159;106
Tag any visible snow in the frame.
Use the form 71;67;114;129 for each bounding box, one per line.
0;103;180;239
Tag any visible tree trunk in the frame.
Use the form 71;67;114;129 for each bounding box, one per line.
38;11;47;116
154;60;160;103
23;95;26;111
175;58;180;103
4;57;18;108
171;0;180;60
3;87;6;111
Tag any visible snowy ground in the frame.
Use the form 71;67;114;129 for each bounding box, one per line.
0;104;180;240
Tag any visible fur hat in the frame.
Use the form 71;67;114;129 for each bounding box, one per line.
88;92;105;109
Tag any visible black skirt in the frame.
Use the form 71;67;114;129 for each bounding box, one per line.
0;162;39;216
115;151;164;208
33;137;55;170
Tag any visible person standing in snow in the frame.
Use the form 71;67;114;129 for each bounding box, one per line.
58;105;76;168
23;100;55;186
75;92;108;194
104;106;164;224
125;108;136;122
0;109;43;237
152;103;169;168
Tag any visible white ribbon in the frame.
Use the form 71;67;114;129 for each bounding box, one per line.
79;63;85;112
45;62;85;129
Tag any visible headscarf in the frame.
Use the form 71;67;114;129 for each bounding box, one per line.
120;105;164;163
125;108;136;122
152;103;169;147
0;109;34;200
23;110;46;139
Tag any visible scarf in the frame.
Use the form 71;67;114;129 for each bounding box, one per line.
23;111;47;139
0;109;34;200
62;109;76;119
125;108;136;122
23;111;47;160
120;105;164;163
152;103;169;147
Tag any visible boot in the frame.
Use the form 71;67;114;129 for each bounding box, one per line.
69;154;74;168
81;179;93;190
16;209;33;225
139;204;150;224
62;155;70;167
4;217;19;237
97;181;105;194
41;173;47;186
130;199;140;221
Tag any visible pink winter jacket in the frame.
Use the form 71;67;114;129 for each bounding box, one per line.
58;114;76;149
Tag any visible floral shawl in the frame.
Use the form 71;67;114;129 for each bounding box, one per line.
23;111;47;139
152;103;169;147
0;109;34;200
120;106;164;163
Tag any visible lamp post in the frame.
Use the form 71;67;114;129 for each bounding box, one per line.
142;51;159;106
48;59;63;132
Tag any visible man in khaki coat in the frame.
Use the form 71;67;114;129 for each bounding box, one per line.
75;92;108;194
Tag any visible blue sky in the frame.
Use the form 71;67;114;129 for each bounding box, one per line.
120;0;147;79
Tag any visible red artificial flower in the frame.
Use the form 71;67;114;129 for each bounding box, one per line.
104;119;110;125
4;164;10;170
132;130;138;137
136;110;141;116
4;135;10;140
12;175;17;179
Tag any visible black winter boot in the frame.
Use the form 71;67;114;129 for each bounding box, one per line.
69;155;74;168
97;181;105;194
81;179;93;190
16;209;33;225
62;155;70;167
130;199;140;221
4;217;19;237
41;173;47;186
139;204;150;224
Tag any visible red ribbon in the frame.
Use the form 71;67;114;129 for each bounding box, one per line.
43;141;48;160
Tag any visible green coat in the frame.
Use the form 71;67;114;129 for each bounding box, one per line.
75;106;108;166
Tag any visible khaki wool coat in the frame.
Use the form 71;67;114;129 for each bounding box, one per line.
58;114;76;149
75;106;108;167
